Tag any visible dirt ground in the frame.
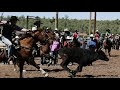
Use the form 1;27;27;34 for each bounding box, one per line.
0;49;120;78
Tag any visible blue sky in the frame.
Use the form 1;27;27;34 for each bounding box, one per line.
1;12;120;20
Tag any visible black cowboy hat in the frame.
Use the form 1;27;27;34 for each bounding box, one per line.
106;29;110;31
9;16;19;21
34;20;43;25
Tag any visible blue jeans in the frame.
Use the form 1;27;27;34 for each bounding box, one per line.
0;36;12;58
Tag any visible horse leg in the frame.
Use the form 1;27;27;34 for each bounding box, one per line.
105;48;107;55
29;57;49;77
60;59;72;76
108;47;111;57
73;64;83;77
14;64;17;71
18;60;24;78
47;57;52;67
53;51;58;65
41;56;46;65
13;59;18;71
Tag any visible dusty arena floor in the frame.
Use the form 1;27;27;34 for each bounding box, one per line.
0;49;120;78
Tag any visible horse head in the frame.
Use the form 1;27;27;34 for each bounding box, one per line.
96;49;109;61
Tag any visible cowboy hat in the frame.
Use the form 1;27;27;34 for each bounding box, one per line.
66;36;73;40
32;26;37;31
64;28;69;32
89;34;94;37
34;20;43;25
55;28;58;30
96;30;99;32
9;16;19;21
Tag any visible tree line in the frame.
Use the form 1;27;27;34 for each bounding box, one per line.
2;15;120;34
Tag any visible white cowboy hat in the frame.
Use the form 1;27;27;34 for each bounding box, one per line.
21;28;28;31
32;26;37;31
64;28;69;32
46;28;49;29
66;36;73;40
55;28;58;30
89;34;94;37
15;36;19;39
96;30;99;32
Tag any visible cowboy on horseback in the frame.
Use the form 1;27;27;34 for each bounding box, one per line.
33;20;43;30
64;36;73;48
87;34;97;52
54;28;60;40
95;30;100;40
103;32;112;56
73;30;78;40
1;16;22;60
32;20;43;32
45;27;51;33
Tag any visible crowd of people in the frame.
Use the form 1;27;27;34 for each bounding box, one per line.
0;16;120;65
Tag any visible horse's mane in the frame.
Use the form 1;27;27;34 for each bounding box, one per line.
19;33;33;40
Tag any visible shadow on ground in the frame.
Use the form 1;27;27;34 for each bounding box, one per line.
111;55;119;57
26;68;64;72
76;74;118;78
44;69;64;72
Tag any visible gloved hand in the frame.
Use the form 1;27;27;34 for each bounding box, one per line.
0;34;2;37
0;34;2;41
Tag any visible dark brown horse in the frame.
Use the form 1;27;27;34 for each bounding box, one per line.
38;30;56;65
13;29;50;78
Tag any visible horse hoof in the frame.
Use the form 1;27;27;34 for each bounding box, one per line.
69;74;75;78
47;64;50;67
69;71;76;78
23;70;26;72
44;73;49;77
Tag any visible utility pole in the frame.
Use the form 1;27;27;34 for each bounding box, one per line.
89;12;92;35
26;16;40;29
26;16;29;29
55;12;58;29
0;12;4;21
94;12;96;35
0;12;4;34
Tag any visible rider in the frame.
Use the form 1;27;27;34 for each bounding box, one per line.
105;29;111;37
64;28;70;38
64;36;73;48
45;27;50;33
1;16;22;59
73;30;78;40
54;28;60;40
32;20;43;56
95;30;100;40
87;34;96;52
33;20;43;30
